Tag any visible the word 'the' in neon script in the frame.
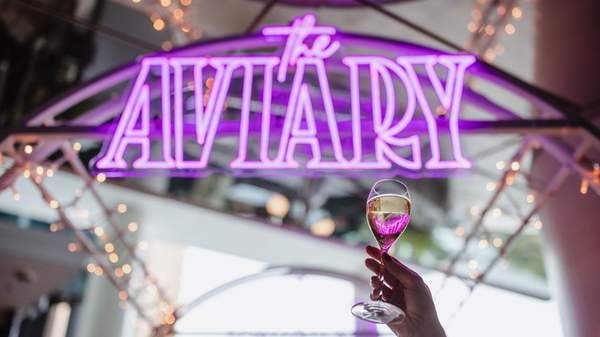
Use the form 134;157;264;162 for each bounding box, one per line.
96;14;475;174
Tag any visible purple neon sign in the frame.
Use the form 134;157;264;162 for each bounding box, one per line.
95;14;475;176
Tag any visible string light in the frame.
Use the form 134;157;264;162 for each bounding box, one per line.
492;208;502;217
36;166;44;175
86;263;96;273
495;161;506;170
266;194;290;218
533;219;543;230
162;41;173;51
173;8;184;20
580;179;589;194
468;259;479;270
122;264;132;274
128;222;139;232
96;173;106;183
67;242;78;252
93;227;105;237
115;267;125;278
46;168;54;177
478;239;489;249
469;206;480;217
94;267;104;276
23;169;31;178
153;19;166;31
109;253;119;263
505;23;516;35
526;193;535;203
49;200;59;209
12;190;20;201
104;243;115;253
510;161;520;171
180;0;192;5
72;142;82;152
160;0;171;7
117;203;128;214
512;7;522;19
24;145;33;154
505;174;515;186
118;291;128;301
454;226;465;237
138;241;148;251
310;218;336;237
49;222;62;232
492;237;503;247
486;182;497;191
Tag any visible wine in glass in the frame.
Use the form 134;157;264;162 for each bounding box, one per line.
351;179;411;324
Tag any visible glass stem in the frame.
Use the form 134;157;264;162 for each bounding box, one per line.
378;246;388;301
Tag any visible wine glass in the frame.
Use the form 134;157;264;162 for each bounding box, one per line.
351;179;411;324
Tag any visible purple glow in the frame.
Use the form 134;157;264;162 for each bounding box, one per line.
95;14;475;176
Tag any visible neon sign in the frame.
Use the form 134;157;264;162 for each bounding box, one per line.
96;14;475;176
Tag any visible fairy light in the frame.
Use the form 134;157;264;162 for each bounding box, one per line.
132;0;141;3
46;168;54;177
492;208;502;217
533;219;543;230
122;264;132;274
496;4;506;15
49;200;59;209
173;8;184;20
510;161;520;171
505;174;515;186
118;291;128;301
469;270;480;280
455;226;465;237
138;241;148;251
116;203;128;214
72;142;82;152
24;145;33;154
115;267;125;278
23;169;31;178
526;193;535;203
49;223;62;232
164;313;176;325
512;6;522;19
160;0;171;7
505;23;516;35
266;194;290;218
128;222;139;232
469;206;480;217
486;182;497;191
468;259;479;270
180;0;192;5
153;19;166;31
12;191;20;201
36;166;44;175
94;267;104;276
162;41;173;51
104;243;115;253
67;242;79;252
93;227;105;237
496;161;506;170
492;237;503;247
310;218;336;237
484;25;495;36
181;25;191;33
86;263;96;273
96;173;106;183
478;238;489;249
109;253;119;263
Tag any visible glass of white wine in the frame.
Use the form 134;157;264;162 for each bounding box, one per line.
351;179;411;324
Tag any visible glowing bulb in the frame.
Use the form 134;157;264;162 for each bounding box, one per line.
49;200;59;209
115;268;124;278
580;179;589;194
266;194;290;218
181;25;191;33
160;0;171;6
94;227;105;237
117;203;128;214
94;267;104;276
13;192;20;201
104;243;115;253
118;291;128;301
162;41;173;51
23;169;31;178
486;182;497;191
49;223;61;232
132;0;141;3
96;173;106;183
24;145;33;154
72;142;82;152
454;226;465;237
122;264;132;274
505;174;515;186
46;168;54;177
86;263;96;273
36;166;44;175
173;8;184;20
497;5;506;15
492;237;503;247
310;218;336;237
137;241;148;251
512;7;522;19
468;259;478;270
478;239;489;249
180;0;192;6
467;22;477;32
526;193;535;203
492;208;502;217
496;161;506;170
109;253;119;263
533;219;543;230
469;206;480;217
153;19;165;31
164;313;176;325
484;25;495;36
128;222;139;232
67;242;79;252
505;23;516;35
510;161;520;171
469;270;480;279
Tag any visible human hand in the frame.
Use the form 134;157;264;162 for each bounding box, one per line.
365;245;446;337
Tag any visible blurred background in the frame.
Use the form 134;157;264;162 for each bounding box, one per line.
0;0;599;337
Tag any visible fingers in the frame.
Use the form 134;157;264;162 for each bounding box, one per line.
381;253;423;289
370;277;405;309
366;245;381;261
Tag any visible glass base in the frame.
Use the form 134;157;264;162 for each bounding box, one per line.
351;301;405;324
